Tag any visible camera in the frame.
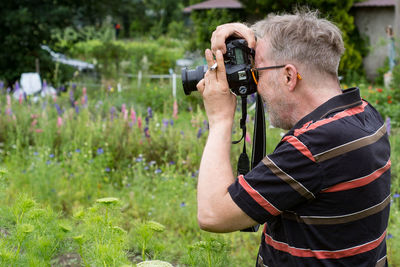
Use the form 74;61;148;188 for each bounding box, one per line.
181;39;257;97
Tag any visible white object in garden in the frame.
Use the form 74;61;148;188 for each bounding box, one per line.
137;260;173;267
41;45;94;71
20;72;42;95
172;72;177;98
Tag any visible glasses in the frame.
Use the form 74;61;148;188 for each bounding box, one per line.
251;65;302;85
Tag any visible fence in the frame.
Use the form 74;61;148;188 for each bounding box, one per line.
124;71;180;98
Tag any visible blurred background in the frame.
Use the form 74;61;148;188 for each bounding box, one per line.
1;0;399;88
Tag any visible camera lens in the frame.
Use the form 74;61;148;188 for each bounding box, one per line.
181;65;207;95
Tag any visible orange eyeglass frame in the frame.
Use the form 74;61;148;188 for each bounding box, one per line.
251;65;302;85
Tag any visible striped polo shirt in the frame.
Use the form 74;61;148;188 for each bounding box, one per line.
228;87;391;267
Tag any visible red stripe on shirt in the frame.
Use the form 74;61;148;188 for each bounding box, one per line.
294;101;368;137
238;175;281;216
322;160;391;193
263;227;386;259
282;136;315;162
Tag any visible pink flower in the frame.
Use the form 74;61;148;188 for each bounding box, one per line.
18;92;23;104
138;116;142;129
245;132;251;144
173;99;178;119
57;116;63;127
130;108;136;124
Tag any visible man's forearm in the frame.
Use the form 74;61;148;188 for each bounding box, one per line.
197;121;235;227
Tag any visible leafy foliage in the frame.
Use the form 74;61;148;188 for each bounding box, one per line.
0;0;123;85
187;9;245;51
69;38;184;77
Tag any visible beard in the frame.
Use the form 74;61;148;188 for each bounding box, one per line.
260;80;293;130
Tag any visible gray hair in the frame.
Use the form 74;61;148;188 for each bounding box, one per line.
251;11;345;76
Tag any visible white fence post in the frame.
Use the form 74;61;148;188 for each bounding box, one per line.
138;70;142;88
172;72;177;99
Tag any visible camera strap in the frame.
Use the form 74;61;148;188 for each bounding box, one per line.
234;96;250;175
234;94;266;232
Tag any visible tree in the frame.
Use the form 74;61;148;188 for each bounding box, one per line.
0;0;123;85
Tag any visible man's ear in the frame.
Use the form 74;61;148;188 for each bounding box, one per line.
283;64;299;92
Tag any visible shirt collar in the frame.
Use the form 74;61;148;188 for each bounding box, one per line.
291;87;363;131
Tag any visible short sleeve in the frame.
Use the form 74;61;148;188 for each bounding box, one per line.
228;136;323;224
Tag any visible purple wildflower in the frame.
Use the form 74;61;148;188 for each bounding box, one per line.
46;160;51;165
155;168;162;174
162;119;169;128
393;193;400;198
197;128;202;138
180;202;186;207
72;83;77;90
169;161;175;165
388;233;393;239
145;116;149;125
97;148;104;155
144;127;150;138
6;87;11;93
75;105;80;114
54;103;63;116
75;149;81;153
110;106;116;121
147;107;153;118
144;166;149;170
105;167;110;172
15;81;20;91
33;152;39;156
180;131;184;136
0;81;3;90
49;154;55;158
170;119;174;126
135;155;143;162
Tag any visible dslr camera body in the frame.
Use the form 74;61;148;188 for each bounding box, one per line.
181;39;257;96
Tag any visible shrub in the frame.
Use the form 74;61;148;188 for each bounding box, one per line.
69;39;185;78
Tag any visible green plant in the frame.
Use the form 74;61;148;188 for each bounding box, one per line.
130;220;166;261
186;237;230;267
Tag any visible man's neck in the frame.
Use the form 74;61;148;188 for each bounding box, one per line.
290;78;342;127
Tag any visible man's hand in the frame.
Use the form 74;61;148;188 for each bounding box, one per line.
211;23;256;54
196;49;236;128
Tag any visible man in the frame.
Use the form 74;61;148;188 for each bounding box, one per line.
196;11;391;267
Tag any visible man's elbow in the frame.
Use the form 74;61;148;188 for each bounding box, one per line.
197;210;227;233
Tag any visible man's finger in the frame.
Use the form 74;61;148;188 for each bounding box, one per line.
211;23;256;54
196;79;205;94
215;50;226;77
205;49;215;69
